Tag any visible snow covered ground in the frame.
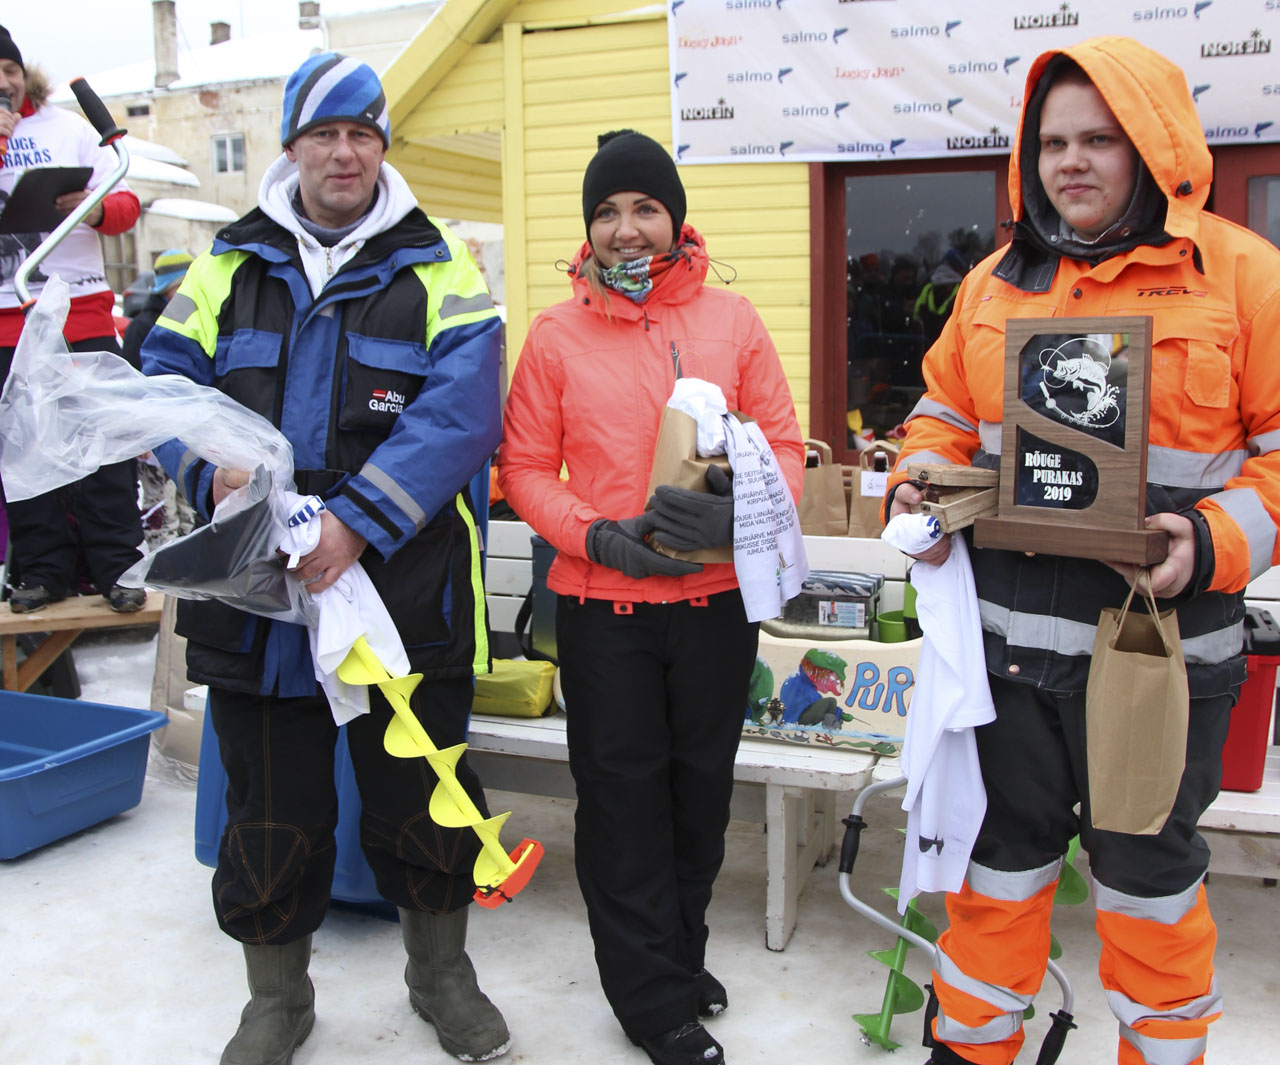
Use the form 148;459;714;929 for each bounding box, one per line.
1;625;1277;1065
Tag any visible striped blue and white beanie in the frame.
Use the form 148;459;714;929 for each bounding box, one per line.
280;52;390;148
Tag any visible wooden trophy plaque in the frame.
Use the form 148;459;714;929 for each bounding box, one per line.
971;316;1168;565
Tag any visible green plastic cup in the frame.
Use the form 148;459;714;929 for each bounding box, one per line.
877;609;907;643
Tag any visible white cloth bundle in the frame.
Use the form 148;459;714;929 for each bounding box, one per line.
882;514;994;911
664;379;808;622
278;493;410;725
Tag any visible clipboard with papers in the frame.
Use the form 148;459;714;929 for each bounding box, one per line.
0;167;93;234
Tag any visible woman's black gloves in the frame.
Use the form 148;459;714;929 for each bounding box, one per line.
648;464;735;552
586;514;703;579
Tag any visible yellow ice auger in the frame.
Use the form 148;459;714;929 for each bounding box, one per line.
337;636;543;908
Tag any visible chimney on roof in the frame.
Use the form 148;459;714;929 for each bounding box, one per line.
299;2;321;30
210;21;231;46
153;0;179;89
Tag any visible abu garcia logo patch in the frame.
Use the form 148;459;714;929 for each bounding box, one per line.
369;387;407;414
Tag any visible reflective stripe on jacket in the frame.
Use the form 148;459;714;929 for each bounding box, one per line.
497;224;805;605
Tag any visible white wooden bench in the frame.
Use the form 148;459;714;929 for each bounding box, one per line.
1201;748;1280;879
481;521;910;950
465;711;880;951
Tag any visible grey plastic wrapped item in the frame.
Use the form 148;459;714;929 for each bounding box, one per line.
0;275;315;626
133;465;319;627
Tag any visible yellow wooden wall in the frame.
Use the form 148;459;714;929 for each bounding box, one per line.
504;9;811;424
386;0;813;425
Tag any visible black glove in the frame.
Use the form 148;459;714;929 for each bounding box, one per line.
586;515;703;579
647;464;735;552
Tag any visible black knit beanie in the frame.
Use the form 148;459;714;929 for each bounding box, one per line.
582;129;686;246
0;25;23;71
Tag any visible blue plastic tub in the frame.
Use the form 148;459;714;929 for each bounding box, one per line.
0;691;167;860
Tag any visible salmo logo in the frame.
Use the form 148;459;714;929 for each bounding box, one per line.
724;0;778;9
673;72;687;88
681;99;735;120
1013;3;1079;29
947;127;1010;150
726;69;778;83
1203;124;1250;138
945;19;962;35
1257;121;1275;137
1132;2;1211;20
1192;84;1211;102
834;101;850;117
369;388;407;414
949;59;999;74
781;28;845;43
890;24;942;38
729;142;792;156
837;140;887;153
783;104;831;117
1201;31;1272;57
948;96;964;113
894;100;944;114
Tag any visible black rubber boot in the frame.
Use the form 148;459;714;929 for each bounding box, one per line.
694;969;728;1018
633;1021;725;1065
399;906;511;1062
220;936;315;1065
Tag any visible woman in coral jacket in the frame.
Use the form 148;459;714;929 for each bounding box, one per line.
885;37;1280;1065
498;130;803;1065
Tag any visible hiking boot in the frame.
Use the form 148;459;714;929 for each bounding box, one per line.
106;584;147;613
399;906;510;1061
694;969;727;1018
633;1021;724;1065
8;583;65;613
220;936;315;1065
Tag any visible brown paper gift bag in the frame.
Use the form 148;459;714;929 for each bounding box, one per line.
645;405;736;564
1085;577;1189;835
847;441;900;538
797;439;848;536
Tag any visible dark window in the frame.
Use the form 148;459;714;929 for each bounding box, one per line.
809;157;1011;459
126;104;150;117
212;133;245;175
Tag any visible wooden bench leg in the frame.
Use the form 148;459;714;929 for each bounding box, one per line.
764;784;838;951
2;630;82;693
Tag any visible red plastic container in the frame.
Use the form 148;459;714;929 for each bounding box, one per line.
1220;608;1280;793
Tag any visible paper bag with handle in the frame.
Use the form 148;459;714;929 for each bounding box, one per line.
847;441;899;538
645;405;736;564
797;439;848;536
1085;574;1189;835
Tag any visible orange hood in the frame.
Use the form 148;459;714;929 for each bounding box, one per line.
1010;36;1213;243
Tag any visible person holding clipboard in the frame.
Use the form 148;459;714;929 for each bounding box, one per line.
0;24;146;615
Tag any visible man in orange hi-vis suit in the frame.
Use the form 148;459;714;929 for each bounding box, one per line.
884;37;1280;1065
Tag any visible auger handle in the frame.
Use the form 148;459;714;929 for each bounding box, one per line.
70;78;126;145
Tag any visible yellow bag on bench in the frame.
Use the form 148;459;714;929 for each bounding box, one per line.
473;659;558;718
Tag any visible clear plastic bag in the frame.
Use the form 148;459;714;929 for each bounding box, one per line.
0;276;315;625
0;277;292;497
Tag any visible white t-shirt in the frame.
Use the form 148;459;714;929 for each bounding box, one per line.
0;103;125;309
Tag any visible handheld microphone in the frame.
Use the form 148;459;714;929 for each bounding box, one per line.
0;91;10;155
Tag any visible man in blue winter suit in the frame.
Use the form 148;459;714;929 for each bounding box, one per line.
140;53;510;1065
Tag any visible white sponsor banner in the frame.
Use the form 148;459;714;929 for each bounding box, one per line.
668;0;1280;164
